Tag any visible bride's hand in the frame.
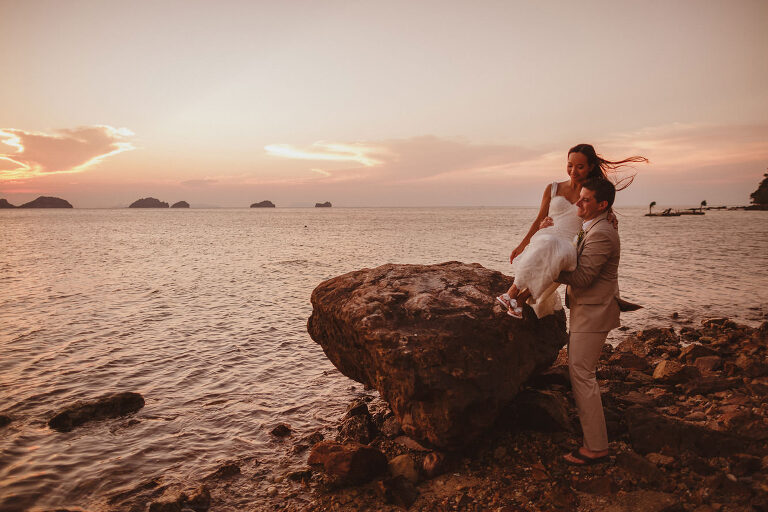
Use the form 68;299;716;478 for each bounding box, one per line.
509;242;527;263
607;210;619;230
539;216;553;229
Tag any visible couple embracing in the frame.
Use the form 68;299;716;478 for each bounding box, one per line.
497;143;646;466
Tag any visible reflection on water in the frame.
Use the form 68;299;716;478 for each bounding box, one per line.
0;208;766;510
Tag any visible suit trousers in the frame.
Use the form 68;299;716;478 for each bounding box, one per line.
568;331;609;451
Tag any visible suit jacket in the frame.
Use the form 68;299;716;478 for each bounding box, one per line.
556;212;621;333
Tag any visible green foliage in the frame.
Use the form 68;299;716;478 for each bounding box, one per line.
751;173;768;205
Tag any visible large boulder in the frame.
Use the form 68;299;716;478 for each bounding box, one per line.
307;261;568;447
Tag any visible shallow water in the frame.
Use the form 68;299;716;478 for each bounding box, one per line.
1;207;766;510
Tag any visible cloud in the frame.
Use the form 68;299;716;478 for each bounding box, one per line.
0;125;135;180
181;178;219;187
263;135;544;184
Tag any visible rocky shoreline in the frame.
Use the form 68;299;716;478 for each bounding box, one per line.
112;315;767;512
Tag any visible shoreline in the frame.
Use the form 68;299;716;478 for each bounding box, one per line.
100;313;768;512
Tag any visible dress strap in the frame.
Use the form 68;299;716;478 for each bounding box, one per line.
550;181;558;198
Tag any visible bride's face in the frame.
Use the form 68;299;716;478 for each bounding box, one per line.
567;152;593;183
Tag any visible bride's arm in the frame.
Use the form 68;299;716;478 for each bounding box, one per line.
510;185;552;263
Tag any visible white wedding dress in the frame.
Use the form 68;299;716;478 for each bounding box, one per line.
511;182;582;318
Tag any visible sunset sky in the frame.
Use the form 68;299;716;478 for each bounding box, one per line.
1;0;766;207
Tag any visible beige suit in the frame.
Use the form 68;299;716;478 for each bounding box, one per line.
555;211;620;452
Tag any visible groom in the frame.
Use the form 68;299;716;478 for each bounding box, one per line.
555;177;621;466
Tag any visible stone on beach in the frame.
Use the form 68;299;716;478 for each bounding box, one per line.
307;261;568;448
308;440;387;485
48;392;145;432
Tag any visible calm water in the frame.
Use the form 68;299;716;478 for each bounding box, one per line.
1;207;767;510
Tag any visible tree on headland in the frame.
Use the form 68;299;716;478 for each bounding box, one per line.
648;201;656;215
750;172;768;205
700;200;707;212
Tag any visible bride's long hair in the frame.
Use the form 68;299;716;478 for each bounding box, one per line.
568;143;647;190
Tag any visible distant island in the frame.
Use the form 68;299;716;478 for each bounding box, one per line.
747;172;768;210
315;201;332;208
171;201;190;208
0;196;73;208
129;198;169;208
250;200;276;208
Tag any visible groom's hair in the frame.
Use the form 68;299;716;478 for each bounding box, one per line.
583;177;616;208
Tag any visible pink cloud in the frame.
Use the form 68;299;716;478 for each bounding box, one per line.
0;125;135;180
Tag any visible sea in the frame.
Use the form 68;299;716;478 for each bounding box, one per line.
1;207;767;511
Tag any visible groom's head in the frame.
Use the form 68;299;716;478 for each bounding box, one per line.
577;178;615;220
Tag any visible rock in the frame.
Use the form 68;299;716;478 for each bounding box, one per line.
129;197;169;208
652;360;701;384
377;476;419;508
314;201;332;207
171;201;190;208
336;414;376;444
0;199;16;208
734;352;768;377
287;469;312;483
646;453;675;467
508;389;572;432
380;415;402;438
615;450;667;484
679;344;717;364
693;355;722;373
270;423;292;437
307;262;568;447
48;392;145;432
422;451;447;478
608;352;650;371
308;441;387;485
729;453;761;476
0;415;10;428
19;196;73;208
250;200;275;208
573;475;613;495
147;485;210;512
625;406;746;457
388;454;420;483
599;490;680;512
682;376;741;395
344;399;369;418
204;462;240;480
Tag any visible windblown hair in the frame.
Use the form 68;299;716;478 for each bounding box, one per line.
568;143;648;191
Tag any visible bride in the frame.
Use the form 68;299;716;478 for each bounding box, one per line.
497;144;646;318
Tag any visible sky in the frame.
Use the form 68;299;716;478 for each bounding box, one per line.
1;0;767;208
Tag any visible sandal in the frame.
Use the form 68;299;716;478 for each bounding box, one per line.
496;294;523;318
564;449;610;466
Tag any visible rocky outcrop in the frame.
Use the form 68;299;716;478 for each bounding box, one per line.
48;392;145;432
171;201;190;208
250;200;275;208
315;201;332;208
129;198;169;208
0;199;16;208
307;261;568;447
19;196;73;208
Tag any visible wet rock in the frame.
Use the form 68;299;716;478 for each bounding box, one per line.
204;462;240;480
336;414;376;444
422;451;447;479
307;261;568;447
48;392;145;432
652;360;701;384
608;352;650;371
692;355;722;373
147;485;210;512
388;454;420;483
308;441;387;485
344;399;369;418
626;406;746;457
270;423;292;437
0;415;10;428
377;475;419;508
508;389;572;432
379;415;402;438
